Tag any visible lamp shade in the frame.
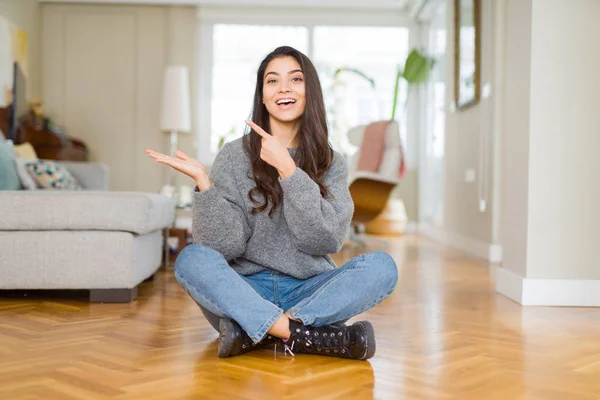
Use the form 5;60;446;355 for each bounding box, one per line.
160;65;191;132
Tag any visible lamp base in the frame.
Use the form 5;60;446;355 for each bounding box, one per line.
169;130;179;156
168;130;179;186
160;184;176;198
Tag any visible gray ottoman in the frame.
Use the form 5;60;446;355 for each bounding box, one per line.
0;190;176;302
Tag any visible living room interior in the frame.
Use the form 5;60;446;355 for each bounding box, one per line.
1;0;600;398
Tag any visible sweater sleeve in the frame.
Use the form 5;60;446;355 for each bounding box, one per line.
279;152;354;255
192;143;251;261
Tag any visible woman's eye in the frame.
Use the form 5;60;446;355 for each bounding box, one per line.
292;77;303;82
267;79;277;84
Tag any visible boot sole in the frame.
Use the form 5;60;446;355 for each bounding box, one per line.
218;319;242;358
354;321;376;360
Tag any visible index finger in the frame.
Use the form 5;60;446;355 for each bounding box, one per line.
174;150;190;161
146;149;167;159
245;120;270;138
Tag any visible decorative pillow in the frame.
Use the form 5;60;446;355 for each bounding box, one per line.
25;160;82;190
0;140;21;191
15;157;39;190
14;142;38;161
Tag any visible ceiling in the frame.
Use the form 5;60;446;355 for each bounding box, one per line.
40;0;427;13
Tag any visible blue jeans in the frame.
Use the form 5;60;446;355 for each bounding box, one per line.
174;244;398;343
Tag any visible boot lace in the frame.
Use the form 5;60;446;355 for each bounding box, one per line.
275;328;347;357
310;329;346;355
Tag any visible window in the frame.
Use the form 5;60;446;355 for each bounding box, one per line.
205;20;410;161
313;26;409;154
211;24;308;152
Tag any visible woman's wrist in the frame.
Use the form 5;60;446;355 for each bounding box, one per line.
195;175;212;192
278;160;297;180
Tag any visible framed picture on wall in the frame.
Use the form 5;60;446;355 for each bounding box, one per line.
454;0;481;110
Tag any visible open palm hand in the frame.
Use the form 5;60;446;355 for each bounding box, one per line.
145;149;211;190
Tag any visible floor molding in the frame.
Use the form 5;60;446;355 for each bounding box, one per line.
494;266;523;304
495;267;600;306
419;223;502;263
489;244;503;263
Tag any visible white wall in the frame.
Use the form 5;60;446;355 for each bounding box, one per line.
495;0;600;306
526;0;600;280
501;0;532;277
42;3;197;192
424;0;498;254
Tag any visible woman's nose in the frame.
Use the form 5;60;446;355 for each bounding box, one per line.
279;84;291;93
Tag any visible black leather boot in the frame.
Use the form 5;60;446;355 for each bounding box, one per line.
217;318;277;358
283;320;376;360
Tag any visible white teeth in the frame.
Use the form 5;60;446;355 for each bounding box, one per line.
277;98;296;105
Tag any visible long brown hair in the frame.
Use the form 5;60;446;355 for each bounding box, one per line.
243;46;333;217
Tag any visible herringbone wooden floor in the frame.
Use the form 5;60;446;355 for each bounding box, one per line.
2;236;600;399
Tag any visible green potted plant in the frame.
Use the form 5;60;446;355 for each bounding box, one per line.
326;49;434;156
391;48;435;119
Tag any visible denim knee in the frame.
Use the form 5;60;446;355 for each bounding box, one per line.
174;243;221;278
369;252;399;294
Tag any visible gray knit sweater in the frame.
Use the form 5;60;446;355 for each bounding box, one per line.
192;137;354;280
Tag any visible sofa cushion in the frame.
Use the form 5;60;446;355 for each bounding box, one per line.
0;191;176;235
0;140;21;191
0;230;163;289
14;142;38;160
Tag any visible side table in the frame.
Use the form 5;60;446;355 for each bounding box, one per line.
163;206;193;270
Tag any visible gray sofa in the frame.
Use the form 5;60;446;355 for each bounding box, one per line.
0;161;176;302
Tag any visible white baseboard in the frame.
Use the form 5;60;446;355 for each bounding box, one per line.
419;223;503;263
489;244;503;263
494;267;523;304
495;267;600;306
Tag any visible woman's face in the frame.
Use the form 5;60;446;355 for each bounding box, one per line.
262;56;306;124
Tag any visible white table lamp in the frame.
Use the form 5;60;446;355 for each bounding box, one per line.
160;65;191;156
160;66;191;189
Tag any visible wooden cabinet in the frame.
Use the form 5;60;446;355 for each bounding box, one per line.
0;106;88;161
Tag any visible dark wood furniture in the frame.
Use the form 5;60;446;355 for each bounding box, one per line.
0;107;9;140
0;106;88;161
165;228;190;268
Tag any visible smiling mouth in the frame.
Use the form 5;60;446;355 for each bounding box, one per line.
276;98;296;107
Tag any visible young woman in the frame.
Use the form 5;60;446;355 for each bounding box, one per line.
146;46;398;360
